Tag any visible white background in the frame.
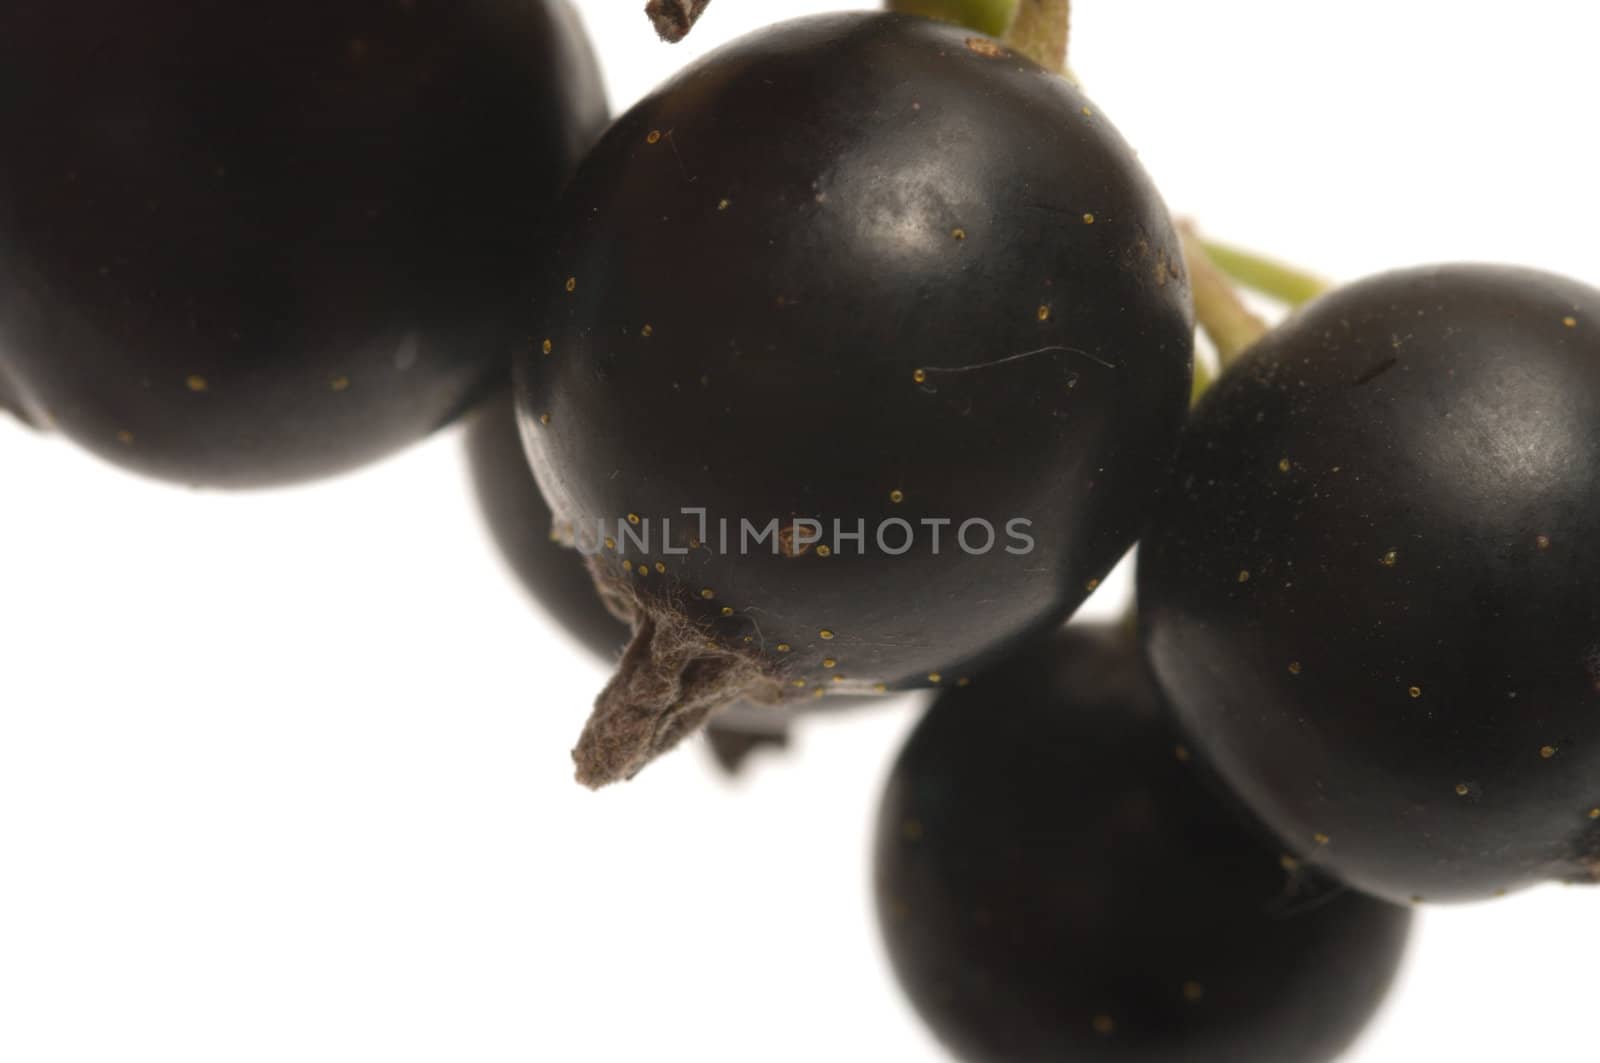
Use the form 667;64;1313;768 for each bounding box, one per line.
2;1;1596;1059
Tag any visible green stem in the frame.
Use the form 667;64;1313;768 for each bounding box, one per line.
1005;0;1070;73
1189;351;1216;407
1200;238;1329;308
888;0;1018;38
1180;226;1268;370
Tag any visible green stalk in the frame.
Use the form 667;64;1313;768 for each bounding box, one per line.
1200;238;1329;308
1005;0;1071;74
1180;227;1268;371
888;0;1018;37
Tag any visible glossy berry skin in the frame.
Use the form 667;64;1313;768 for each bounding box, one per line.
464;389;874;772
0;1;606;486
518;13;1192;785
875;626;1411;1063
1140;264;1600;905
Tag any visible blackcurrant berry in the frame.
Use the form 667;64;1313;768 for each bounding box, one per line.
875;625;1412;1063
517;13;1194;786
0;0;606;486
1140;264;1600;904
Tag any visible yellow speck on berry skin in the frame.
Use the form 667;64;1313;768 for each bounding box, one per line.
776;644;792;653
1313;832;1330;845
1541;745;1557;759
1564;316;1578;328
889;489;905;504
1036;304;1051;322
699;588;715;600
1409;686;1422;699
564;276;576;293
1455;783;1470;796
721;606;734;617
330;376;350;392
912;369;927;384
1237;570;1251;583
646;129;661;144
1082;213;1095;225
186;375;208;392
951;227;966;240
927;672;942;684
819;629;835;640
541;338;553;355
822;659;837;669
1288;661;1303;675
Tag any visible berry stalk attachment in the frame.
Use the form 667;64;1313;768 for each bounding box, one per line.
1200;238;1330;307
1179;224;1269;368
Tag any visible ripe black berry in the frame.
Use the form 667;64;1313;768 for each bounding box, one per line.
875;625;1412;1063
0;0;606;486
517;13;1193;786
1140;264;1600;904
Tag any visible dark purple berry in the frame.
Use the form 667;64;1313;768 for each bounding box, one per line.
876;625;1412;1062
517;13;1193;786
1140;264;1600;904
0;0;606;485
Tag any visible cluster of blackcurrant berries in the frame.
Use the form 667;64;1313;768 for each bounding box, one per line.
3;2;1595;1060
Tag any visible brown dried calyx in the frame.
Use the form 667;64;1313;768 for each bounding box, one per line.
572;556;786;788
645;0;712;43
